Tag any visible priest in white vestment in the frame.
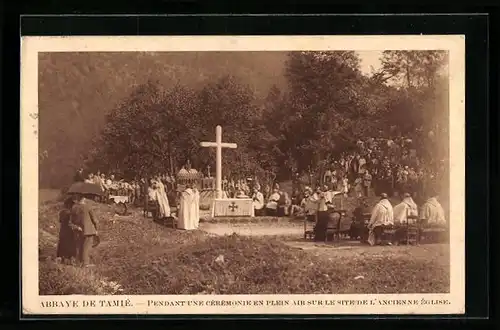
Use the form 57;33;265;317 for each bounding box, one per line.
393;193;419;225
251;185;265;216
420;196;446;227
265;188;281;216
154;179;171;219
193;185;200;228
177;184;200;230
367;193;394;246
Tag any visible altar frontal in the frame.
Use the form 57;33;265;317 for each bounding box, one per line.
211;198;255;217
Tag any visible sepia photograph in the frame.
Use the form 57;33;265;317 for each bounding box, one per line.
21;36;465;315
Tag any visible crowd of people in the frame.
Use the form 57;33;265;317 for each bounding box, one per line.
74;168;178;208
63;132;447;253
314;135;446;200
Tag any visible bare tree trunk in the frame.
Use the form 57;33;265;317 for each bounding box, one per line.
167;141;174;175
405;52;412;88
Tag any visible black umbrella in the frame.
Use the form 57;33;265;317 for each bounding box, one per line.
67;182;103;196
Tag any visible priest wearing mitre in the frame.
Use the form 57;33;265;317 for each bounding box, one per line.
177;183;200;230
393;193;419;225
367;193;394;246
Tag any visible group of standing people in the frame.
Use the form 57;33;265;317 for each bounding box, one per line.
317;135;445;199
56;194;99;267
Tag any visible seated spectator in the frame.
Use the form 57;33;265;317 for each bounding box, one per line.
420;194;447;228
367;193;394;246
393;193;419;225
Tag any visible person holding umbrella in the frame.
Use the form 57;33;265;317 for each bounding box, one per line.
69;193;99;267
67;181;102;267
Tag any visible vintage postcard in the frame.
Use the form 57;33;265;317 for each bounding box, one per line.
21;35;465;315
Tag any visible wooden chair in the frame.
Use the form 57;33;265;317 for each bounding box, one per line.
337;210;350;239
161;216;177;229
381;224;397;244
143;200;159;219
304;214;315;240
405;215;420;245
325;211;341;243
419;219;448;243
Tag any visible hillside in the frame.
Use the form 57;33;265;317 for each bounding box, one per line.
38;52;288;188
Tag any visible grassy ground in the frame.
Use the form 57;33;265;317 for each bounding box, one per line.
38;190;450;295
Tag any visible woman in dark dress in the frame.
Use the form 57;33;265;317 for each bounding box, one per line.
56;197;77;262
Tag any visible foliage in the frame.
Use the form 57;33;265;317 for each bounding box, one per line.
40;50;449;185
86;75;279;179
38;52;286;187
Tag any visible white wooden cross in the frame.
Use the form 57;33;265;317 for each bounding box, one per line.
200;125;237;199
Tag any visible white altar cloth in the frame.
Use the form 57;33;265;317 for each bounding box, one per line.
211;198;254;217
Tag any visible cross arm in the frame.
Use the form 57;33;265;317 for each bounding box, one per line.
200;142;218;147
221;143;238;149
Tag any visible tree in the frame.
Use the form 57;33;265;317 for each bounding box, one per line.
374;50;449;164
267;51;389;176
193;75;277;177
86;75;278;179
374;50;448;89
86;80;194;178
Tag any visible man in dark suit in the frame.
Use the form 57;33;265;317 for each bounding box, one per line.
349;154;360;182
70;194;98;267
74;168;85;182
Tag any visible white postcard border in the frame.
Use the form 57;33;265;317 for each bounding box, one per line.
21;35;465;315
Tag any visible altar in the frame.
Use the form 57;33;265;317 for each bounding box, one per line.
200;125;255;218
211;198;255;218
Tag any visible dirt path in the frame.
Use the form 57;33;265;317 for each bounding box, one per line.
198;221;449;268
199;222;303;237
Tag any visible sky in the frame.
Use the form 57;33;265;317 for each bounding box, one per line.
357;51;383;76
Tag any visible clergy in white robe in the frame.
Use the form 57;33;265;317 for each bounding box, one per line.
420;196;446;227
193;186;200;229
154;179;171;219
300;188;318;222
393;193;419;225
322;185;334;205
252;187;265;216
147;185;157;202
265;188;280;216
367;194;394;246
177;184;200;230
